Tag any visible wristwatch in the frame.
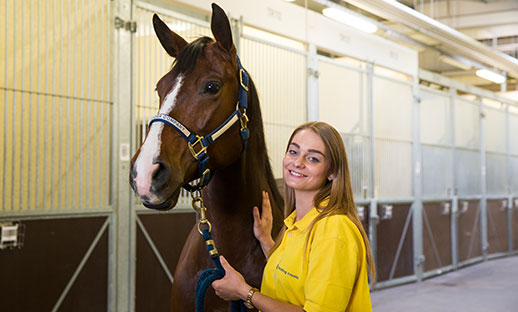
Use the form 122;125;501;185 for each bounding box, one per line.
244;287;259;309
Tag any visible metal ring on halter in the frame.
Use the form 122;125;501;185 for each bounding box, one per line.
197;219;212;235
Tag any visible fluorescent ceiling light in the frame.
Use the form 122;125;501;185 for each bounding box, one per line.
322;7;378;33
475;69;506;84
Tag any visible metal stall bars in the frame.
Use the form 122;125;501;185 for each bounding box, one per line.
454;95;484;266
0;0;114;311
240;26;308;180
419;85;455;278
372;66;416;288
483;99;510;259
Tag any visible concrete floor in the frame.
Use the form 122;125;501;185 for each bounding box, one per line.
371;256;518;312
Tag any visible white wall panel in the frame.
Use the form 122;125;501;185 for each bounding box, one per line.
484;107;506;154
318;60;367;135
373;76;413;141
420;87;451;146
455;98;480;150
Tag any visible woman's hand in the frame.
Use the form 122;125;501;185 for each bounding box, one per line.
212;256;250;301
253;191;274;255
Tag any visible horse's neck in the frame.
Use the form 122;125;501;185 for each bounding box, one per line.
202;152;271;247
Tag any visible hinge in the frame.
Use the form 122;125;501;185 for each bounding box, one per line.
115;16;137;33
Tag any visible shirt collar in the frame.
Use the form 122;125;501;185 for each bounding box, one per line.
284;198;330;231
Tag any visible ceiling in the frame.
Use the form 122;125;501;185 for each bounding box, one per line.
288;0;518;92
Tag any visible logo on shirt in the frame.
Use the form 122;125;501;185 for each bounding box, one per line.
276;264;299;280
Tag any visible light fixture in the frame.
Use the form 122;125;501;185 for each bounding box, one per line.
322;7;378;34
475;69;506;84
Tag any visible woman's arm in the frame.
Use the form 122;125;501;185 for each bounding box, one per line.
212;256;304;312
253;191;275;256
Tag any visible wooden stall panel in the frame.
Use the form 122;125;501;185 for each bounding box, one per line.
457;200;482;262
136;212;196;312
423;203;452;272
0;217;108;312
376;204;414;281
487;200;509;254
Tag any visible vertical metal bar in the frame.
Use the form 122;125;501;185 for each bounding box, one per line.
65;0;71;208
106;0;112;207
411;76;423;281
450;88;458;269
93;1;99;208
3;0;9;212
114;0;136;310
28;0;32;209
42;0;49;209
20;0;25;211
99;1;108;206
367;62;378;275
50;0;56;210
72;0;77;208
79;0;85;208
506;104;513;252
479;98;488;260
86;0;92;209
11;0;16;210
57;0;63;209
105;3;114;310
35;0;41;209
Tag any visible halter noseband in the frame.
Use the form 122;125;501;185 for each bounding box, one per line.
148;56;250;192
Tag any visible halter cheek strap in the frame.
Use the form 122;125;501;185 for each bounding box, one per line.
148;55;250;192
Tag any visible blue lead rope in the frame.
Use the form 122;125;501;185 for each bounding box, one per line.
195;228;247;312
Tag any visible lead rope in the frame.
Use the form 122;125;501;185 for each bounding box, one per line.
192;192;247;312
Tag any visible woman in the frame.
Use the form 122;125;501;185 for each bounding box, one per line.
212;121;375;311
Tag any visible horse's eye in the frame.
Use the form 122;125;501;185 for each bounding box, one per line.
203;81;221;94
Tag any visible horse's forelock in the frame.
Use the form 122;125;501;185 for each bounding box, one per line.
171;36;213;75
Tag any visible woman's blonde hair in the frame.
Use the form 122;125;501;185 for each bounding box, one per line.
269;121;375;281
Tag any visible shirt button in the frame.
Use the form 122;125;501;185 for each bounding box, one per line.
288;233;292;237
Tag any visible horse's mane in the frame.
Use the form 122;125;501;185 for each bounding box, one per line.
244;77;284;213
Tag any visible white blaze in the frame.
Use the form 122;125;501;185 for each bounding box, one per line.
133;76;184;202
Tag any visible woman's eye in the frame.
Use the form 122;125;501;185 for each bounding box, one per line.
203;81;221;94
308;156;320;163
288;149;297;155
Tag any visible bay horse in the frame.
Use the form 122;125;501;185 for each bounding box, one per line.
129;3;283;311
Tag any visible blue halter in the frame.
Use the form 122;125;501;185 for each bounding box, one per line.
149;56;250;192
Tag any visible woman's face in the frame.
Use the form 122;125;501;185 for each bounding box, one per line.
283;129;332;194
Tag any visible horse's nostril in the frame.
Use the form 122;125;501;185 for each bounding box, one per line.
153;161;170;190
130;166;137;180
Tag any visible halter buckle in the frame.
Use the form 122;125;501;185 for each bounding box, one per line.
188;135;208;159
239;68;249;92
240;110;249;131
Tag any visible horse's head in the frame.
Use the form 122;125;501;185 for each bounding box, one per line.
130;4;249;210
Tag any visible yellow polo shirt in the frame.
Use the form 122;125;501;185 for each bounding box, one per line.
260;205;372;312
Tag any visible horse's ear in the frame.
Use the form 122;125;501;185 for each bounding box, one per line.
153;14;188;58
210;3;235;54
